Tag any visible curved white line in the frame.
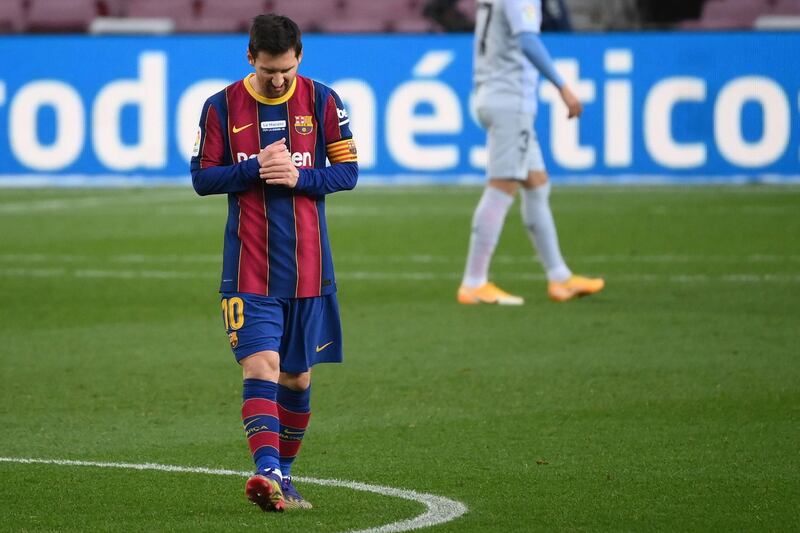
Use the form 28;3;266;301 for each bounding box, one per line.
302;476;467;533
0;457;467;533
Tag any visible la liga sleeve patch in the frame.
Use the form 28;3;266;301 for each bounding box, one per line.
192;126;201;157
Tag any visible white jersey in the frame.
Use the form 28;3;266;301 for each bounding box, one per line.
473;0;542;113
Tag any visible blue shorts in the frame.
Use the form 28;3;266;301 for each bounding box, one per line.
220;292;343;373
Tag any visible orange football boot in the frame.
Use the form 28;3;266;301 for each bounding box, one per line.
457;282;524;305
548;275;605;302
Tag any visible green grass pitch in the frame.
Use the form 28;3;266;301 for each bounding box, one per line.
0;185;798;531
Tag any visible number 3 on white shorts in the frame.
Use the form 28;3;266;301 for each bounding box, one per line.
221;297;245;330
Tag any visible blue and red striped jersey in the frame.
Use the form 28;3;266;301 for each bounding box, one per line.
190;74;358;298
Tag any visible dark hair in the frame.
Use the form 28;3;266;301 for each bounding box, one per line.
249;14;303;59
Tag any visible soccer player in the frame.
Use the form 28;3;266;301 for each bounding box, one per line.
190;14;358;512
458;0;604;305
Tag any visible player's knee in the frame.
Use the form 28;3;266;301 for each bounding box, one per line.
241;350;280;381
525;171;549;189
280;371;311;391
487;178;519;196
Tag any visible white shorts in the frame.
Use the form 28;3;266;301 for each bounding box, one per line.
476;107;545;180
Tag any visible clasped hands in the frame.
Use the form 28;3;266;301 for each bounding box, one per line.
257;138;299;188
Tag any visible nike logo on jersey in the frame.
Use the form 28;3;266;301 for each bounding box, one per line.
232;123;253;134
315;341;334;353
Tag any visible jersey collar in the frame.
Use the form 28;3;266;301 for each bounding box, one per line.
244;74;297;105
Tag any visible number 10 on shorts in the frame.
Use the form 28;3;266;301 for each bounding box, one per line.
221;297;245;330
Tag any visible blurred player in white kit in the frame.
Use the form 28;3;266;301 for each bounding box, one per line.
458;0;604;305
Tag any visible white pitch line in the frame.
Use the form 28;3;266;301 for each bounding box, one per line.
339;272;800;283
3;195;796;216
0;253;800;265
0;191;195;214
0;253;220;264
301;477;467;533
0;456;468;533
74;269;205;280
161;204;800;217
2;252;800;265
1;267;800;284
338;253;800;265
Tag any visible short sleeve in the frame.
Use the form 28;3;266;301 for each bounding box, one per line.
503;0;541;35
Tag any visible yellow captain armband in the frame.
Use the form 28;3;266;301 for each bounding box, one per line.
326;138;358;164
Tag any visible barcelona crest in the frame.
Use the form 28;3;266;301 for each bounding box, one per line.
228;331;238;349
294;115;313;135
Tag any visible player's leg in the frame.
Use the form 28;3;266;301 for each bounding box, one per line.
222;293;286;512
241;350;286;512
240;350;286;512
521;167;572;283
241;350;282;474
276;371;313;509
520;149;604;301
275;294;343;509
459;107;525;305
460;178;517;291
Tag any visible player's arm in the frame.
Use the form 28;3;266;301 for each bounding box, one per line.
517;31;563;89
295;133;358;196
260;153;357;194
295;162;358;196
503;0;560;84
190;100;261;196
192;159;261;196
503;0;581;118
517;31;581;118
280;88;358;196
